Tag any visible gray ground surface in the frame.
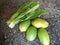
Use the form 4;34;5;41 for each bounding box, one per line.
0;0;60;45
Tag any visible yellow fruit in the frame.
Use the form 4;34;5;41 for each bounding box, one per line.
32;18;49;28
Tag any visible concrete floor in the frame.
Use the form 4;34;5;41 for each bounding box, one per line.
0;0;60;45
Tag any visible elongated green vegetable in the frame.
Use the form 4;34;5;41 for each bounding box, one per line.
6;1;40;28
38;28;50;45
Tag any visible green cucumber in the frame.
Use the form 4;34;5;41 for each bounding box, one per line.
19;20;30;32
38;28;50;45
26;26;37;41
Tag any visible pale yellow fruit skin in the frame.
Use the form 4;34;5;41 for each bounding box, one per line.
32;18;49;28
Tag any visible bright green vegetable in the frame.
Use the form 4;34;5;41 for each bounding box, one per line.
38;28;50;45
26;26;37;41
6;1;40;28
32;18;49;28
19;20;30;32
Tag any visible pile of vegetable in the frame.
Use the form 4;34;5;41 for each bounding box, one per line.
6;1;50;45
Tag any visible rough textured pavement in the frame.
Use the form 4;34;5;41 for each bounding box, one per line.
0;0;60;45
